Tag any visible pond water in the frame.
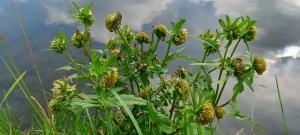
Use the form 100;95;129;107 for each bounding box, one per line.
1;0;300;134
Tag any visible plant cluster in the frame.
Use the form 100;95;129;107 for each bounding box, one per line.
46;2;268;134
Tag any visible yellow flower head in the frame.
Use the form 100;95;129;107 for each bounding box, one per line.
196;101;215;124
104;68;118;88
135;32;150;44
174;28;189;46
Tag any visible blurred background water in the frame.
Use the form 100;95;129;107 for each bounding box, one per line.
1;0;300;134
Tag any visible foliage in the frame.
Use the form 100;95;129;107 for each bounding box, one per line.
0;2;273;135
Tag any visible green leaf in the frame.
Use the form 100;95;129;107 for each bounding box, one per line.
164;48;184;65
147;103;176;134
226;110;265;134
55;66;74;71
218;19;226;29
225;15;231;24
112;94;146;106
178;55;201;63
105;55;118;67
232;81;244;101
111;88;143;135
172;19;186;33
190;61;219;67
243;69;255;91
0;72;26;106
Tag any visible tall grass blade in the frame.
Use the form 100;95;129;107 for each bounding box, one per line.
0;72;26;106
275;75;288;135
10;0;47;102
111;89;143;135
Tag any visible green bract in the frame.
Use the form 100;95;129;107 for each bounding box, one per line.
49;32;69;54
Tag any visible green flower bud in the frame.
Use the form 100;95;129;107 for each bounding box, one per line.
78;8;94;28
253;56;266;75
174;78;189;99
50;32;68;54
153;24;168;41
103;68;118;88
244;26;256;41
232;58;246;78
135;32;150;44
105;12;122;32
177;66;188;79
215;106;225;119
71;29;84;48
174;28;188;46
196;101;215;124
82;31;90;42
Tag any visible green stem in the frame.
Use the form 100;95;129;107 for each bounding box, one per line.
215;39;241;106
163;43;172;64
154;38;160;52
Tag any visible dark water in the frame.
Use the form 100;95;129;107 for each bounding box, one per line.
1;0;300;134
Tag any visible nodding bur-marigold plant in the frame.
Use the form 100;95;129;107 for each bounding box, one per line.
47;3;267;134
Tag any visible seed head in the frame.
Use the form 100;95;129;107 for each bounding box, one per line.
253;56;266;75
135;32;150;44
215;106;225;119
232;58;246;78
153;24;168;41
174;28;189;46
104;68;118;88
196;101;215;124
71;29;84;48
105;12;122;32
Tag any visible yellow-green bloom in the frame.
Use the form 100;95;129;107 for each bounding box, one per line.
215;106;225;119
135;32;150;44
105;12;122;32
174;28;188;45
232;58;246;78
253;56;266;75
196;101;215;124
104;68;118;88
51;79;76;100
153;24;168;41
